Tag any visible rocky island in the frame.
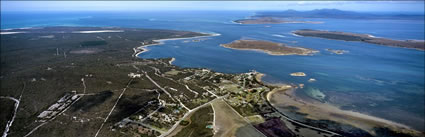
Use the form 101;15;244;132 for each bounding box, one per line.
294;29;425;50
234;17;323;24
290;72;307;76
221;40;318;56
326;49;349;54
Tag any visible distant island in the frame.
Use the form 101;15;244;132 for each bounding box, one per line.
254;9;424;20
220;40;318;55
234;17;323;24
293;29;425;50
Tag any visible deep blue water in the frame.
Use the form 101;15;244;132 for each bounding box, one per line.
2;11;424;130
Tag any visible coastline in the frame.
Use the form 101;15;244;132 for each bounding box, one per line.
168;58;176;65
290;32;303;37
292;30;425;51
0;32;27;35
4;25;423;137
0;27;39;31
220;43;318;56
232;18;324;25
265;86;421;136
134;32;221;57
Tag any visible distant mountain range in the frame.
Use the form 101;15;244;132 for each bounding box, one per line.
254;9;424;20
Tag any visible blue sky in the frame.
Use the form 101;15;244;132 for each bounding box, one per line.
1;1;424;13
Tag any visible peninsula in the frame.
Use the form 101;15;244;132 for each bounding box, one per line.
220;40;318;56
293;29;425;50
234;17;323;24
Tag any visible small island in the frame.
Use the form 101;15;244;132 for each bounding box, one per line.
290;72;306;77
220;40;318;56
326;48;349;54
234;17;323;24
294;29;425;50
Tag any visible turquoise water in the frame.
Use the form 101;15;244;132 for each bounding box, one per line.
2;11;424;130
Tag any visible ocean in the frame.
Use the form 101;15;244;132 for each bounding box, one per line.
2;11;424;131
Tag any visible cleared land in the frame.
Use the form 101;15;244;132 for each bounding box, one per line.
220;40;318;56
293;29;425;50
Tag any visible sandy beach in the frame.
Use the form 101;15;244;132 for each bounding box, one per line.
168;58;176;65
0;32;27;35
134;32;221;57
266;86;421;136
290;31;303;37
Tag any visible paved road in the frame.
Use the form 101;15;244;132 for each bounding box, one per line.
1;82;25;137
263;90;341;136
159;96;225;137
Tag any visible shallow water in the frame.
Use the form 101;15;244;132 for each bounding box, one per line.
2;11;424;130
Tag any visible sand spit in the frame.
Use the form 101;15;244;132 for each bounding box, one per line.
272;34;286;38
0;32;27;35
134;32;221;57
267;87;421;136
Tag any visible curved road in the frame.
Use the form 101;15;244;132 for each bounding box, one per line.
262;90;342;137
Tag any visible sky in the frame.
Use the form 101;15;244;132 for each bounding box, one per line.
1;1;424;13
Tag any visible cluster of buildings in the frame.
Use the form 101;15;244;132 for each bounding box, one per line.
37;92;81;122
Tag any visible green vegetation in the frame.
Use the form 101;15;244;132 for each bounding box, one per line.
179;120;190;126
294;29;425;50
221;39;318;56
0;27;206;137
174;105;214;137
80;40;107;47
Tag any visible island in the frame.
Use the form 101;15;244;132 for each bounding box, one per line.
326;48;349;54
290;72;307;77
293;29;425;50
220;40;318;56
1;27;421;137
234;17;323;24
254;9;425;20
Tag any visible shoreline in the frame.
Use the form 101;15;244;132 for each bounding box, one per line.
129;28;423;136
233;17;324;24
293;29;425;51
1;27;39;31
265;86;421;136
0;32;27;35
134;32;221;57
168;58;175;65
220;43;318;56
290;31;303;37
